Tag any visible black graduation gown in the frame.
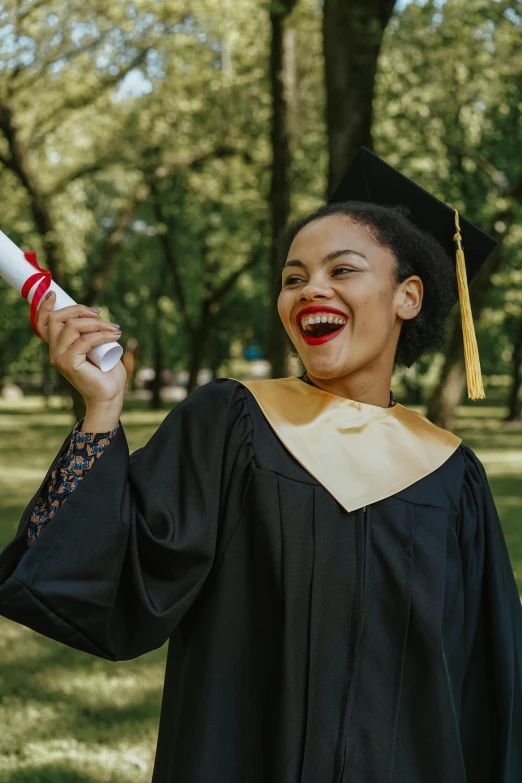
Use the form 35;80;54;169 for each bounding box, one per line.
0;378;521;783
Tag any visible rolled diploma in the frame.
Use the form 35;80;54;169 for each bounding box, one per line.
0;229;122;372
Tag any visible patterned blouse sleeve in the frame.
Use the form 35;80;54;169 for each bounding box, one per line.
26;421;120;547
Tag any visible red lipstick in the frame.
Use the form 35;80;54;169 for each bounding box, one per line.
296;305;349;346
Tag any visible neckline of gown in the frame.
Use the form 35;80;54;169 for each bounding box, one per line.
298;372;399;413
236;376;462;511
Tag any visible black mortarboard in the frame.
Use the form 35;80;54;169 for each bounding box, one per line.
329;147;497;400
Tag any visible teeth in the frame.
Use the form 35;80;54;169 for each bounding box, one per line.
300;312;347;328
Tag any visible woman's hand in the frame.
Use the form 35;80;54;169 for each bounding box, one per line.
37;291;127;407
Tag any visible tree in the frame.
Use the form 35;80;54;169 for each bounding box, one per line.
426;181;522;428
0;0;175;414
506;314;522;421
268;0;299;378
150;171;268;393
374;0;522;428
0;0;273;415
323;0;395;196
0;1;164;283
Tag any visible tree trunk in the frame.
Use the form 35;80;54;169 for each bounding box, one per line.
506;315;522;421
71;386;86;422
268;1;297;379
425;314;467;432
187;305;212;394
150;338;163;410
41;348;54;409
402;377;423;406
150;287;164;410
323;0;396;196
82;187;143;307
0;103;65;283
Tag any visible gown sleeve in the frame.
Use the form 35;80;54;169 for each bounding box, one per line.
0;379;252;662
26;422;119;546
458;444;522;782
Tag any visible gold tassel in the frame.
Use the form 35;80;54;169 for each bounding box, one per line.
453;209;485;400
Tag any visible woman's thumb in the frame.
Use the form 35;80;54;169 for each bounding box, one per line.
44;290;55;306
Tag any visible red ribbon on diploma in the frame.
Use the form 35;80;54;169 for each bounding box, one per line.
20;251;52;337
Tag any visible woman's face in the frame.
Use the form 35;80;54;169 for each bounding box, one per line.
278;214;423;380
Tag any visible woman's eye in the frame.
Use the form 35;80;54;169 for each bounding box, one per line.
283;267;355;286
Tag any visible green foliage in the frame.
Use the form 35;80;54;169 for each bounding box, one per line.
0;0;521;389
375;0;522;383
0;0;274;380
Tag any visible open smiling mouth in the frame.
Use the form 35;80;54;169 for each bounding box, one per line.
297;308;349;345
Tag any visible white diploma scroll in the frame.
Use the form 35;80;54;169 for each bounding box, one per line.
0;229;122;372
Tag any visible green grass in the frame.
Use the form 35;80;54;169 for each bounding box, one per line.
0;396;520;781
0;398;169;783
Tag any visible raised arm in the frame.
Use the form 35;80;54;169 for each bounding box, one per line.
0;293;253;662
36;289;126;414
0;379;252;661
24;291;126;545
27;421;119;546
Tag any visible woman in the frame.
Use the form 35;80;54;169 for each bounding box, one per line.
0;149;521;783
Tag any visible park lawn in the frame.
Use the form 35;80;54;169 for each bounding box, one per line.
0;396;520;782
0;399;168;783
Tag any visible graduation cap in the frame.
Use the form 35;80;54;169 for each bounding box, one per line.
329;147;497;400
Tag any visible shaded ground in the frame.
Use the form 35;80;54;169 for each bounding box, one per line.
0;395;520;780
0;398;168;782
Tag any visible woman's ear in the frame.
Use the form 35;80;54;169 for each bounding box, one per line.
396;276;423;321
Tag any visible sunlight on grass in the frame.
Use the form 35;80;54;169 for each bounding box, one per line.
1;737;156;782
33;667;165;709
0;395;520;780
0;398;169;782
0;615;166;781
472;451;522;476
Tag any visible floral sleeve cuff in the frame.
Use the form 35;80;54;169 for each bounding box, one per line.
26;421;120;547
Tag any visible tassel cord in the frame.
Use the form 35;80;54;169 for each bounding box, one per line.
453;209;485;400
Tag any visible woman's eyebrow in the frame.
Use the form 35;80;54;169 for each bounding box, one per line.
322;248;366;263
282;248;366;271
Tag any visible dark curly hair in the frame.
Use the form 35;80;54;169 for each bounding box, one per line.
277;201;458;368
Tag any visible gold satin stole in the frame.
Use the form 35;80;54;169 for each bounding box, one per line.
235;377;461;513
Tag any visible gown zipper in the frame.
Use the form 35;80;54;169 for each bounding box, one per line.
338;504;368;783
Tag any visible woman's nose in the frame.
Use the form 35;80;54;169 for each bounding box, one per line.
298;279;333;302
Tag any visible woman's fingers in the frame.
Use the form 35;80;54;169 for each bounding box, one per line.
48;300;101;324
43;295;101;346
37;295;125;403
52;317;120;358
51;321;121;367
35;291;58;343
53;330;122;373
36;294;126;404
